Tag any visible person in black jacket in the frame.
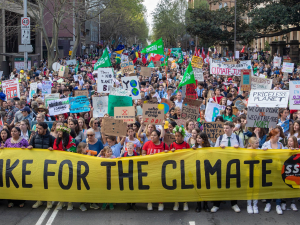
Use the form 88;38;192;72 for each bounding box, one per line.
27;122;56;209
28;122;55;150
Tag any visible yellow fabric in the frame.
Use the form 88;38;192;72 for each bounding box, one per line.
0;148;300;203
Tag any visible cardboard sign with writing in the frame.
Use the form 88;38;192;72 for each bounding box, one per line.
73;90;89;97
121;61;134;74
191;56;203;68
193;68;204;82
234;98;247;111
102;118;127;137
248;90;289;108
241;69;251;91
246;106;279;128
251;76;272;90
143;103;164;125
186;80;198;100
181;99;200;121
164;133;176;146
174;119;186;127
58;66;69;77
114;106;135;124
140;67;151;77
154;61;161;67
203;122;225;142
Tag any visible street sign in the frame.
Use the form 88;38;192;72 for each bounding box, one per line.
21;29;30;44
21;17;30;29
19;45;33;52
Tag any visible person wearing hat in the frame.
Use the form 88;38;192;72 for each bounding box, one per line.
0;92;6;107
163;86;174;100
20;106;32;127
38;105;52;121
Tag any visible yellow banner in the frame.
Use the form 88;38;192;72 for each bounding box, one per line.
1;148;300;203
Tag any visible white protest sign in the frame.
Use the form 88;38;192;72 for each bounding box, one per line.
97;68;114;93
41;80;52;95
48;98;70;116
289;81;300;110
210;60;252;76
93;96;108;117
246;106;279;128
282;62;294;73
251;76;272;90
121;76;141;100
73;74;82;81
66;59;76;65
193;68;204;81
204;102;224;122
109;87;131;96
29;82;38;99
273;57;281;67
2;78;20;100
44;93;60;107
248;90;289;108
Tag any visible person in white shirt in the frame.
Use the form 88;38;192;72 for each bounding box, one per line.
174;92;183;109
212;121;243;213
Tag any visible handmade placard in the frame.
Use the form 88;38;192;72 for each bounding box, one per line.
142;103;164;125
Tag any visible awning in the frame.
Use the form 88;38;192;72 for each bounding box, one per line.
0;53;40;57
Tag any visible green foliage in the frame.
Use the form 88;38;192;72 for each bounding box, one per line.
186;0;300;47
264;41;270;51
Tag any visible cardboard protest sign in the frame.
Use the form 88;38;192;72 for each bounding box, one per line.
175;119;186;127
2;78;20;100
153;61;161;67
121;76;141;100
210;60;252;76
140;67;151;77
142;103;164;125
121;61;134;74
109;87;131;96
248;90;289;108
241;69;251;91
234;98;247;111
282;62;294;73
102;118;127;137
58;66;69;77
164;133;176;146
29;82;37;99
251;76;272;90
114;106;135;124
246;106;279;128
289;81;300;110
48;98;70;116
193;68;204;82
69;96;90;113
181;99;201;121
97;68;114;93
161;98;172;114
205;102;223;122
191;56;203;68
73;90;89;97
41;81;52;95
273;57;281;67
186;80;198;100
203;122;224;142
44;93;60;107
108;95;133;116
93;96;108;117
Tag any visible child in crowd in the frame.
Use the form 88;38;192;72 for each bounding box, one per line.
122;127;142;154
102;135;123;157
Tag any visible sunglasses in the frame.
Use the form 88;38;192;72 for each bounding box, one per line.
33;96;37;99
226;108;232;110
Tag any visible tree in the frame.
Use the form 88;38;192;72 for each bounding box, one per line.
186;0;300;47
264;41;270;51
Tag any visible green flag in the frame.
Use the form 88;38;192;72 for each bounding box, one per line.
148;61;155;68
94;49;112;70
141;38;164;55
74;62;79;75
178;51;184;64
178;63;195;88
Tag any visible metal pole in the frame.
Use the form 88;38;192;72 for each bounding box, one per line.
99;13;100;47
24;0;28;71
234;0;237;58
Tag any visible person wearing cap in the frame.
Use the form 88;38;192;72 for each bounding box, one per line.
20;106;32;127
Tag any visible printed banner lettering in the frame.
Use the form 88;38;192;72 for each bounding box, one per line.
210;60;252;76
1;148;300;202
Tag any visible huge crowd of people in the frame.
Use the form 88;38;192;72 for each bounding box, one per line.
0;50;299;215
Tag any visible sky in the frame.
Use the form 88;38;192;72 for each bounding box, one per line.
143;0;161;34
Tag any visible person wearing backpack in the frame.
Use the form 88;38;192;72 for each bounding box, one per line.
211;121;244;213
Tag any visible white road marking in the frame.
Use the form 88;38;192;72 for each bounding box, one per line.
189;222;196;225
35;202;55;225
45;202;61;225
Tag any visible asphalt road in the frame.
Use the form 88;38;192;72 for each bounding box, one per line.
0;200;300;225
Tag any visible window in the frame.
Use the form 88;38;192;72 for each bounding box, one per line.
224;2;227;7
219;3;222;9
